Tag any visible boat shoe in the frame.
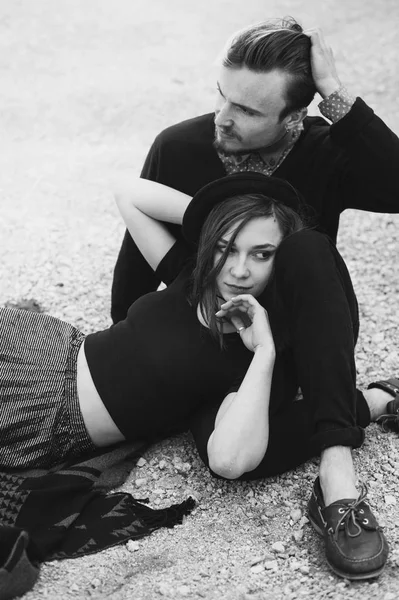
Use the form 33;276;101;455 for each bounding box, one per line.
368;377;399;433
307;477;389;580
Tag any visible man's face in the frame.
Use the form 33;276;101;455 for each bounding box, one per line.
214;66;291;154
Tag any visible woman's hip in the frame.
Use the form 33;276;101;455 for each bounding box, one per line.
0;308;96;469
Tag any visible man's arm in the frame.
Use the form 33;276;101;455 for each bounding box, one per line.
111;112;226;323
111;142;163;324
306;28;399;214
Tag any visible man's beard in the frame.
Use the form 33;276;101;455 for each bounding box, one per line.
213;128;289;157
213;136;250;156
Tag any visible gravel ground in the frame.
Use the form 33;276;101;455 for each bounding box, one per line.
0;1;399;598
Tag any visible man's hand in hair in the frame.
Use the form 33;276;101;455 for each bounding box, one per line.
305;28;341;99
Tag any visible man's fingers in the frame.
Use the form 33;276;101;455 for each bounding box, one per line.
304;28;329;51
303;28;321;41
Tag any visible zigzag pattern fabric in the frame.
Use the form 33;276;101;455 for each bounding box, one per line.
0;445;195;599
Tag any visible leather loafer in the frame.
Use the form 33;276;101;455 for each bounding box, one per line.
368;377;399;433
307;477;389;580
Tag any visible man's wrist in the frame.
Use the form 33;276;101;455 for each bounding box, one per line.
317;78;341;100
318;85;356;124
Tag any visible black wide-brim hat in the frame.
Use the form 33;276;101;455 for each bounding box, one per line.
182;172;306;244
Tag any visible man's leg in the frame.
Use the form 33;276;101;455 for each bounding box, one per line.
320;385;397;504
272;229;388;579
273;229;362;496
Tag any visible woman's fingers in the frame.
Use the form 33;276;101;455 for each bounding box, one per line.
218;294;258;310
216;294;262;319
230;315;245;332
216;306;252;321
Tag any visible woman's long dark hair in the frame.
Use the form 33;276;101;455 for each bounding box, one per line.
189;193;305;347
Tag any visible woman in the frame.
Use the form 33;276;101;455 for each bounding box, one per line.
0;173;303;471
0;173;397;579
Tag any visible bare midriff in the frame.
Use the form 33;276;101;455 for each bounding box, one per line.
76;340;126;447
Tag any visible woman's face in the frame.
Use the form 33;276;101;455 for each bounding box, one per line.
215;216;283;301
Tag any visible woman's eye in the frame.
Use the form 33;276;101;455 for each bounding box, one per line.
216;245;235;254
255;251;272;260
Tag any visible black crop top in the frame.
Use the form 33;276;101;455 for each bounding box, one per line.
84;242;252;441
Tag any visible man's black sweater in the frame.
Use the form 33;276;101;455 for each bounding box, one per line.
111;98;399;323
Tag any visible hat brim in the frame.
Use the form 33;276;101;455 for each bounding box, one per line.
182;173;305;244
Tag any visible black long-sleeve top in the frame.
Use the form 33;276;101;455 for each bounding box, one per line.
111;98;399;323
86;245;251;441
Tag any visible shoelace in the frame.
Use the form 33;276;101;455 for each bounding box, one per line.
333;482;369;540
376;413;399;433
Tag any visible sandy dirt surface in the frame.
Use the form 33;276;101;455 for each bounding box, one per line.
1;0;399;598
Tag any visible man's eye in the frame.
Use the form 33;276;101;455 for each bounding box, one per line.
239;107;254;116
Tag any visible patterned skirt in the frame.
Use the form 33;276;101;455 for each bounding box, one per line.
0;308;97;469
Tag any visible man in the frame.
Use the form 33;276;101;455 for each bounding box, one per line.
111;18;399;579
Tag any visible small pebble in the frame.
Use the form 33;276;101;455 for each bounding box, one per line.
299;565;310;575
175;462;192;474
184;488;202;502
293;530;304;543
250;563;264;574
177;585;191;596
379;518;387;528
250;552;274;566
298;516;309;528
385;494;397;505
126;540;140;552
381;464;393;473
250;555;264;566
136;457;147;467
271;541;285;553
290;508;302;523
372;332;384;343
264;560;278;570
157;583;171;596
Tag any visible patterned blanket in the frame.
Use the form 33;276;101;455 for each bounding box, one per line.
0;442;195;600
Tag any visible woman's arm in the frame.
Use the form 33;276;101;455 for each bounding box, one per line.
115;177;193;271
206;295;276;479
